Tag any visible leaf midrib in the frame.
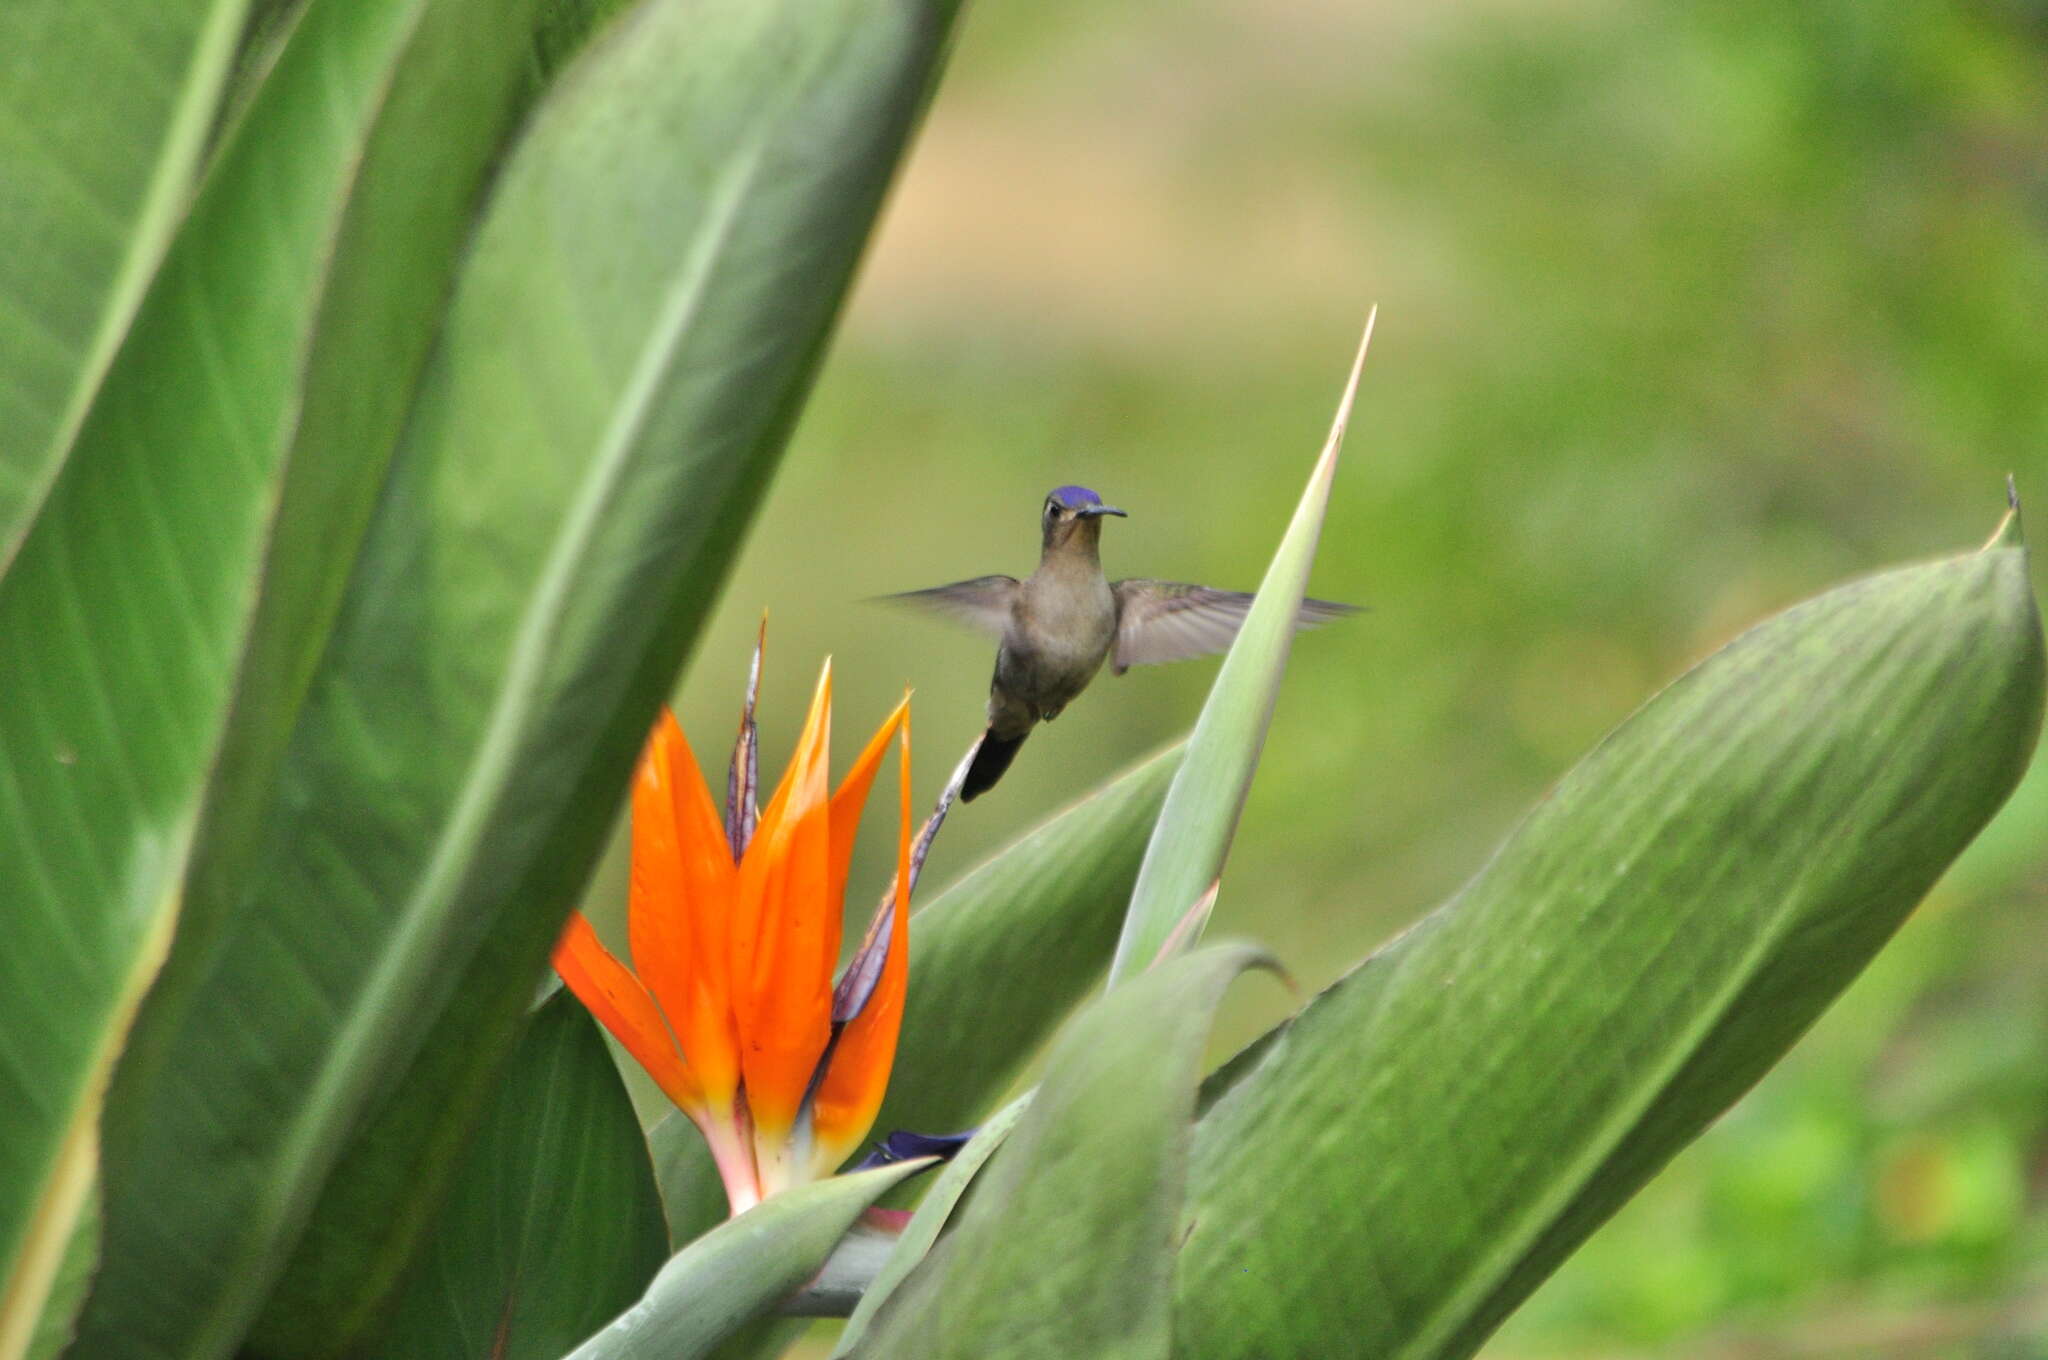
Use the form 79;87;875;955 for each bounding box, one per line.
0;0;253;579
1385;576;1965;1360
202;93;788;1358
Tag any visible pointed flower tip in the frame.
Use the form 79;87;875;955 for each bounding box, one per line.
796;658;835;749
561;634;944;1214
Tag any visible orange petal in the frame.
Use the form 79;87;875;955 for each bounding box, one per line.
811;715;913;1173
630;710;740;1108
553;912;702;1113
745;656;807;861
732;660;837;1157
827;694;910;914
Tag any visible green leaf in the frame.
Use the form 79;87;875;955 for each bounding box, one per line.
1106;316;1374;985
831;1093;1027;1356
1177;538;2045;1359
82;2;962;1356
166;0;549;1034
67;0;559;1352
371;992;667;1360
652;745;1183;1236
104;0;552;1320
21;1186;94;1360
0;0;246;559
875;743;1184;1138
0;0;522;1346
850;944;1275;1360
527;0;638;82
565;1163;929;1360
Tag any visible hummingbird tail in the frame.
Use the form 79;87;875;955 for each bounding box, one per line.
961;728;1027;802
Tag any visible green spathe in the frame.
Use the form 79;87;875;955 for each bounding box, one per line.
566;1163;929;1360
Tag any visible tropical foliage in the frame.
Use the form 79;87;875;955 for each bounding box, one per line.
0;2;2040;1358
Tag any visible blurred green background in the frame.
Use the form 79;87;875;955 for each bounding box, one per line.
586;1;2048;1353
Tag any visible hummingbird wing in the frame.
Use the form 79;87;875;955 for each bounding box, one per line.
1111;580;1357;674
876;575;1019;637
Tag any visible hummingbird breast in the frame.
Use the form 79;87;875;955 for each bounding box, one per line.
990;567;1117;731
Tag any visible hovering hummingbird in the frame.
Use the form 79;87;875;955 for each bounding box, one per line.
885;485;1356;801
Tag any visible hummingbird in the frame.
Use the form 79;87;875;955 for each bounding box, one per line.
885;485;1356;800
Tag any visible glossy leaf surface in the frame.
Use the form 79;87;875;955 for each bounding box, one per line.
0;0;511;1344
1177;538;2045;1359
0;0;245;558
373;993;667;1360
82;1;961;1355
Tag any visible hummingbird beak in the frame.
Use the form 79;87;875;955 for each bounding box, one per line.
1078;505;1127;519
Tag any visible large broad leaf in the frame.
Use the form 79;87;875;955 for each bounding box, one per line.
848;945;1273;1359
105;0;548;1250
1107;316;1371;984
0;0;524;1347
0;0;246;561
1176;531;2045;1359
80;2;964;1357
653;744;1184;1246
371;992;667;1360
105;0;549;1339
565;1163;928;1360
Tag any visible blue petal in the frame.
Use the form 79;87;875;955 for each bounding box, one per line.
851;1128;977;1172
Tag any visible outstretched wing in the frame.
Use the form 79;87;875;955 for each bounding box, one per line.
876;575;1019;638
1111;580;1357;673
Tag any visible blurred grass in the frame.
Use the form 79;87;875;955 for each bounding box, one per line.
578;0;2048;1352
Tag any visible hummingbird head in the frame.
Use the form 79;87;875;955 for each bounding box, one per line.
1041;485;1127;552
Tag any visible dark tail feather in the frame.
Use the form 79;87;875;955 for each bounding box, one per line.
961;729;1026;802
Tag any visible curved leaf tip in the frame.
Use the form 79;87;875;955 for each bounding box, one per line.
1176;536;2043;1360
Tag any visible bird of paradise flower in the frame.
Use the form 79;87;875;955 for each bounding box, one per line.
552;630;939;1214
